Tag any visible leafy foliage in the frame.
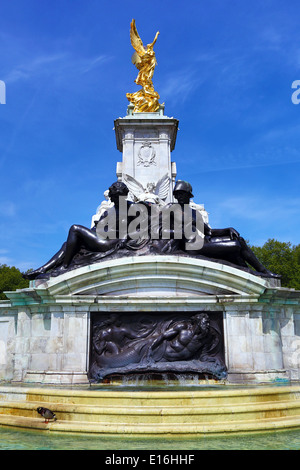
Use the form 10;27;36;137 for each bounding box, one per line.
0;264;29;300
250;239;300;289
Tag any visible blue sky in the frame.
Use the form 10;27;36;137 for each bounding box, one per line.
0;0;300;272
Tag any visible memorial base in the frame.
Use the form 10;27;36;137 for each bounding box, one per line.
0;256;299;386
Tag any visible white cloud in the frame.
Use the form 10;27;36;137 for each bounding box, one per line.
0;252;35;271
159;69;200;105
4;52;111;86
259;28;284;51
81;55;109;74
0;201;17;217
4;53;66;84
0;256;13;265
12;260;36;272
203;194;300;246
219;195;300;223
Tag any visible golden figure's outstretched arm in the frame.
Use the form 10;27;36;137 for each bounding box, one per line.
149;30;160;49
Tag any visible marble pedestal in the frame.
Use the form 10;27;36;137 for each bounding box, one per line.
0;256;299;385
114;108;178;203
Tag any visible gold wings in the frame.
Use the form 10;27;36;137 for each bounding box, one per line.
130;19;160;65
130;19;147;58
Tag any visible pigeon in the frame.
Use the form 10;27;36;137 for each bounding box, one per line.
37;407;57;423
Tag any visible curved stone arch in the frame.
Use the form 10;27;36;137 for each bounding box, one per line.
35;256;269;298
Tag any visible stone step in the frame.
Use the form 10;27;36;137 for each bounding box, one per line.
0;384;299;434
1;397;300;425
1;384;299;407
0;412;299;435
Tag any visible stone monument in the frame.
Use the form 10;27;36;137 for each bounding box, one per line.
0;20;299;386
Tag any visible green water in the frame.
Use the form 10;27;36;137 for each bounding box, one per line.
0;426;299;450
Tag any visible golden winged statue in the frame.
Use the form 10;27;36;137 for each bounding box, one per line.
126;19;161;112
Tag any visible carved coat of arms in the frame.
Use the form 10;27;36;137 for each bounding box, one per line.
137;142;156;167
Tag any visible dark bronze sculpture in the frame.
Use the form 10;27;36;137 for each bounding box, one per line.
149;313;221;363
160;180;280;278
89;312;227;381
25;179;280;280
24;182;136;280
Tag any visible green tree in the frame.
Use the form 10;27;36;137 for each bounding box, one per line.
0;264;29;300
250;239;300;289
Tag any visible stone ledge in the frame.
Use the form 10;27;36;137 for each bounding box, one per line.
23;370;89;385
